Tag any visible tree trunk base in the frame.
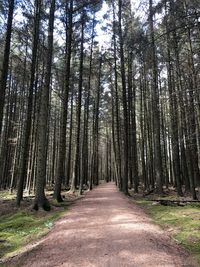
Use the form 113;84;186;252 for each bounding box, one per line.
54;195;64;203
33;198;51;211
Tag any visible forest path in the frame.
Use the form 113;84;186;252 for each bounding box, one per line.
9;182;195;267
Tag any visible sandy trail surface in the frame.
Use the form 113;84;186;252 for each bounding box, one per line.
4;182;197;267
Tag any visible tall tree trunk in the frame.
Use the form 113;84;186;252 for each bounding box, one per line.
16;0;42;206
66;91;74;188
92;55;102;187
54;0;73;202
149;0;163;193
139;75;148;190
112;0;122;190
165;2;183;196
127;52;138;192
0;0;15;136
71;11;85;192
33;0;56;210
82;13;95;191
118;0;129;195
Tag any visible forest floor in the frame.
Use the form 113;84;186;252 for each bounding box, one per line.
0;190;83;260
1;182;198;267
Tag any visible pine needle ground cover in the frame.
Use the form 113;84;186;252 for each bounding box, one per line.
136;200;200;264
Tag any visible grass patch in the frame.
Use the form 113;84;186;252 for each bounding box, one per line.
0;191;15;200
0;207;67;259
0;188;83;260
136;200;200;264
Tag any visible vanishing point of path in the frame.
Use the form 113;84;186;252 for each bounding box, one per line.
6;183;196;267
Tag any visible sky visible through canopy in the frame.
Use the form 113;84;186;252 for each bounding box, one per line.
95;0;147;49
12;0;153;52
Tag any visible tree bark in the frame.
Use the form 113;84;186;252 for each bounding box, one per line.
16;0;42;206
33;0;56;210
54;0;73;202
118;0;129;195
0;0;15;137
149;0;163;194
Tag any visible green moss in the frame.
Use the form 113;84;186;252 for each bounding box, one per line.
0;209;67;258
136;200;200;264
0;190;15;200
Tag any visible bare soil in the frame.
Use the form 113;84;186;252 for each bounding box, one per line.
2;182;198;267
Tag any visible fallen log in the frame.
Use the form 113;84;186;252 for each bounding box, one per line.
143;189;155;197
147;199;200;206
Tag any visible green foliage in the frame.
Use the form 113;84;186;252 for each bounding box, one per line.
0;209;66;258
136;200;200;264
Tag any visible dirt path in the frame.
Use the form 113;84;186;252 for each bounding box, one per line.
5;182;196;267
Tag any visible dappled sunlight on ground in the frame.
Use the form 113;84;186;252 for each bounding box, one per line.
6;183;195;267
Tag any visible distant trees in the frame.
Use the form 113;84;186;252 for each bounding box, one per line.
107;0;200;199
0;0;200;209
1;0;106;209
